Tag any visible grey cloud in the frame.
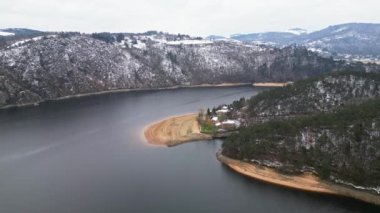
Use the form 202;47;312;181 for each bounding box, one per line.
0;0;379;36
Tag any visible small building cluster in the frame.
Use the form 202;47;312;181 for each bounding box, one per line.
208;105;241;131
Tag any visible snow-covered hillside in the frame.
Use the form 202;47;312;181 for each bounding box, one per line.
0;32;377;107
231;23;380;62
288;28;308;35
0;31;15;36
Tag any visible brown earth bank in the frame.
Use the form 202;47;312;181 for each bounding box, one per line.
217;151;380;206
144;113;212;147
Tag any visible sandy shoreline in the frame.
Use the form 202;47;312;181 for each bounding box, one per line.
253;82;291;87
0;83;251;110
217;152;380;206
143;113;380;205
144;113;212;147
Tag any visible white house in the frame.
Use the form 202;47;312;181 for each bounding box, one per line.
211;116;218;122
215;105;230;114
216;109;229;114
221;120;241;128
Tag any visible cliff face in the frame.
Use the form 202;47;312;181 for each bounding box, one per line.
222;72;380;194
0;33;375;107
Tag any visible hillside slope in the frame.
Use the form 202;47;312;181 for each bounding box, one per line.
231;23;380;61
0;33;372;108
223;100;380;193
222;72;380;195
246;72;380;123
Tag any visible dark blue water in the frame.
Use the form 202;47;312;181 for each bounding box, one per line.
0;86;378;213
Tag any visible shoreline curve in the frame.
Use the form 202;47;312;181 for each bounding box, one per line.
144;112;380;206
217;151;380;206
0;83;251;110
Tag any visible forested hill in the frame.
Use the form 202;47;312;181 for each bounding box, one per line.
222;72;380;194
222;100;380;193
0;33;378;108
244;72;380;123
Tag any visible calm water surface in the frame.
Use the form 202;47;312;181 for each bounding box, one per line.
0;86;379;213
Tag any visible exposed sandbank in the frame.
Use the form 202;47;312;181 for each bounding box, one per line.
253;82;291;87
217;152;380;206
144;113;212;147
144;113;380;205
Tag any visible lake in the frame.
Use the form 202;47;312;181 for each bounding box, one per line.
0;86;379;213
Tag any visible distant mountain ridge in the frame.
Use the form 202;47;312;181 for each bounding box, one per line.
230;23;380;61
2;23;379;61
0;28;45;37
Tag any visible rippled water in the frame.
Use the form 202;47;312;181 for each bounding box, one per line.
0;86;378;213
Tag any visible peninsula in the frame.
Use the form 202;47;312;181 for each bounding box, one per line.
143;72;380;205
144;113;212;147
143;110;380;206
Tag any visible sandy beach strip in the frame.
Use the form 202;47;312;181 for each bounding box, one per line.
253;82;291;87
144;113;212;147
217;152;380;205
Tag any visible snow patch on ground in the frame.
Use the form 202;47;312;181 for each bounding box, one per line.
166;40;213;45
132;40;146;49
334;179;380;194
288;28;308;35
8;35;57;48
251;41;277;46
0;31;15;36
333;27;348;34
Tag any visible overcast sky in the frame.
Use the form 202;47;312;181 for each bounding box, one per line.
1;0;379;36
